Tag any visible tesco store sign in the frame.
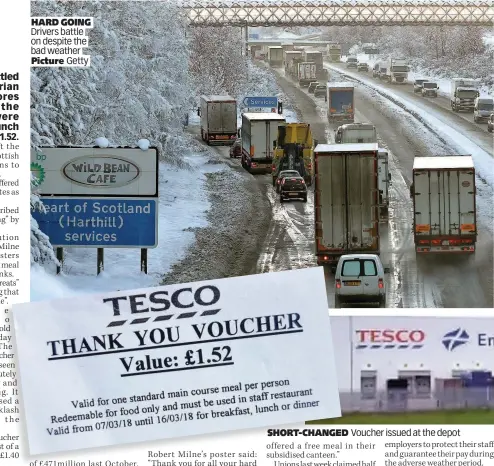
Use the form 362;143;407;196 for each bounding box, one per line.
355;329;426;349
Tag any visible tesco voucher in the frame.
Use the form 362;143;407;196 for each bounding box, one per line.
12;267;341;455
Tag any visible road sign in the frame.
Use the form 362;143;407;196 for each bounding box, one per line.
242;96;278;108
32;197;158;248
248;33;260;39
31;146;159;197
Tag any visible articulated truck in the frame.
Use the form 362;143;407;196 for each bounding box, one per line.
199;95;237;145
241;113;286;174
385;58;409;83
268;46;283;67
314;143;380;267
284;50;302;72
298;62;317;87
326;83;355;122
411;156;477;254
451;79;480;113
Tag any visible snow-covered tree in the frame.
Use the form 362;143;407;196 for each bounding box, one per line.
30;174;59;266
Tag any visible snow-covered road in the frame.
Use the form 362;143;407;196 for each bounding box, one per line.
257;61;493;308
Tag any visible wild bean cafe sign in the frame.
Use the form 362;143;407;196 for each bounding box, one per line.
12;268;341;455
62;155;140;188
30;146;159;197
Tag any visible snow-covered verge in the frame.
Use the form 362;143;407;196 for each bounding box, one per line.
31;38;289;302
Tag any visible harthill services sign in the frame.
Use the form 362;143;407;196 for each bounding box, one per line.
13;268;341;455
31;197;158;248
31;146;159;248
31;147;159;197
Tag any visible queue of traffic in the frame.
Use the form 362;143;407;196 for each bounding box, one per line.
196;44;480;307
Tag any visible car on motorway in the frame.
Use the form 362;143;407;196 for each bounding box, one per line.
308;81;319;94
229;138;242;158
413;79;428;93
357;62;369;72
488;114;494;132
372;63;380;78
334;254;386;308
279;175;307;203
421;82;439;97
275;170;301;193
346;57;358;69
314;84;326;98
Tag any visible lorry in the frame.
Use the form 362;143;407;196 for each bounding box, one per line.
327;43;342;62
250;44;262;60
451;79;481;112
314;143;380;267
335;123;377;144
272;123;316;186
268;46;283;67
289;57;304;79
298;62;317;87
281;43;294;54
411;155;476;254
284;50;302;72
198;95;237;145
326;83;355;123
304;50;324;78
386;58;409;83
241;113;286;174
377;148;391;221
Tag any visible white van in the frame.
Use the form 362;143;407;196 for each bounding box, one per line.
473;96;494;123
334;254;386;308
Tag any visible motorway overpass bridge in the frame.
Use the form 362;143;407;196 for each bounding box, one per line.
183;1;494;27
247;39;332;46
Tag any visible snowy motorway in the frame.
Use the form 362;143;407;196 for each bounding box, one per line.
213;61;493;309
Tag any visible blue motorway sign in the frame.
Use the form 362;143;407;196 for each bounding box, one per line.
32;198;158;248
242;96;278;108
248;33;260;40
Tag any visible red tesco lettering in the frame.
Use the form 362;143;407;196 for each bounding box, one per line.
356;329;425;343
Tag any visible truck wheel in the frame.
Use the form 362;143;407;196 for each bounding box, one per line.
303;195;307;203
280;196;284;203
379;297;386;308
334;295;341;309
272;177;276;187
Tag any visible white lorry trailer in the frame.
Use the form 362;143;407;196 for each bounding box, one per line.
284;50;302;71
451;79;481;112
411;155;476;254
330;315;494;412
298;62;317;87
385;58;409;83
314;143;380;267
199;95;237;145
241;113;286;174
334;123;377;144
377;148;391;221
268;46;283;67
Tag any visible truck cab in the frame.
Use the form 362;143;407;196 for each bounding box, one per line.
335;123;377;144
473;96;494;123
451;79;480;113
346;57;358;69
